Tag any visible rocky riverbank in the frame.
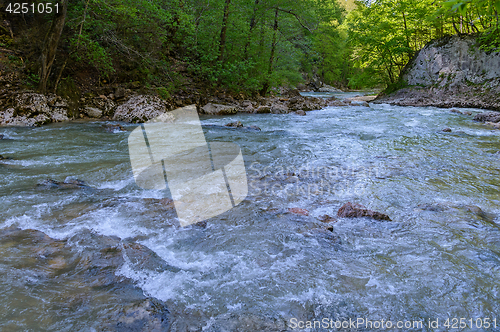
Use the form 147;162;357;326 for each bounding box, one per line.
0;82;370;126
374;35;500;111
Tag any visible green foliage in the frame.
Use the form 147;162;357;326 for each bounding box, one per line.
14;0;498;93
156;85;173;100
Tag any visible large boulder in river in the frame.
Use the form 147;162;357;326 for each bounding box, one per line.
201;103;238;115
337;202;391;221
113;95;170;122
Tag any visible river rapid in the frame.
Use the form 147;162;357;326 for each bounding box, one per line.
1;95;500;331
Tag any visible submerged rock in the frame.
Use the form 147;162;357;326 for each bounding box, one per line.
246;125;261;131
337;202;391;221
225;121;243;128
102;123;126;132
0;227;173;330
0;155;13;160
442;128;452;132
318;215;337;223
107;298;170;331
416;202;495;223
0;134;4;139
37;178;93;190
288;208;309;216
295;110;306;116
485;121;500;129
474;111;500;123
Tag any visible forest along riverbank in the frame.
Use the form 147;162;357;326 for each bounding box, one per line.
1;101;499;330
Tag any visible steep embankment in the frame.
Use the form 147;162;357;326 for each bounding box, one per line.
375;35;500;111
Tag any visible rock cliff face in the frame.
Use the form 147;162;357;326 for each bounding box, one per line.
375;35;500;111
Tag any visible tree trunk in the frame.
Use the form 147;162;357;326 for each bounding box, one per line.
243;0;260;59
217;0;231;63
260;8;279;96
39;0;68;94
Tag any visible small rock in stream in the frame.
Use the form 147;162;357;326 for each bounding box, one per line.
450;109;462;114
225;121;243;128
102;123;126;132
318;215;337;223
295;110;306;116
442;127;452;132
337;202;391;221
485;121;500;129
288;208;309;216
0;155;13;160
37;178;94;190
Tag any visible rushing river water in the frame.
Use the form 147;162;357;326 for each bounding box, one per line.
1;97;500;331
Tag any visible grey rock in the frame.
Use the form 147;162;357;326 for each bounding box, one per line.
84;107;103;118
474;111;500;123
225;121;243;128
201;103;238;115
0;92;69;126
318;84;342;92
375;35;500;111
113;95;171;122
255;105;271;113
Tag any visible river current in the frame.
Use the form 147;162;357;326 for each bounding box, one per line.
1;95;499;331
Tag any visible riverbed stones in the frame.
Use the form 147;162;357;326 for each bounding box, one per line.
337;202;391;221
